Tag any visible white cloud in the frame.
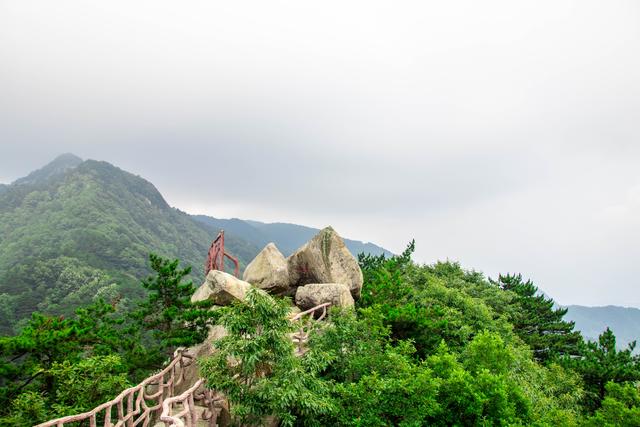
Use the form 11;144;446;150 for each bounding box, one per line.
1;0;639;306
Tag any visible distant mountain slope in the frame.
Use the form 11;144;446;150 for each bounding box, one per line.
12;153;83;186
192;215;394;258
565;305;640;350
0;157;259;333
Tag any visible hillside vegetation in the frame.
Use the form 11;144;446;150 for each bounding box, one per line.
2;246;640;426
0;156;257;333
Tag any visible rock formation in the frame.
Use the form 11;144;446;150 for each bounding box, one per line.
286;226;363;299
242;243;290;295
191;270;252;306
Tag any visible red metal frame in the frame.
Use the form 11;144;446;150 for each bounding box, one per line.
205;230;239;277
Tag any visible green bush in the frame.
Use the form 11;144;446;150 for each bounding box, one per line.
199;289;334;426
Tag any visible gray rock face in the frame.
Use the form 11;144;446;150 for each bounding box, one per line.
295;283;355;310
191;270;252;306
287;227;364;299
242;243;290;295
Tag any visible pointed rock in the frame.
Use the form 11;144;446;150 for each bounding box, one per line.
242;243;290;295
287;227;364;299
191;270;252;306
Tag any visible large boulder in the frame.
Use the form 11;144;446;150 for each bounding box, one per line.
191;270;252;306
287;227;364;299
242;243;290;295
295;283;354;311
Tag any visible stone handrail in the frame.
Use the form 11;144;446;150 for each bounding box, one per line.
291;303;331;354
35;350;194;427
291;302;331;322
159;379;221;427
36;304;332;427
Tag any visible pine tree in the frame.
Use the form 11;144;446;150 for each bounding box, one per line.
494;274;582;363
133;253;215;354
566;328;640;412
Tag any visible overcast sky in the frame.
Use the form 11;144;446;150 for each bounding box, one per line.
1;1;639;307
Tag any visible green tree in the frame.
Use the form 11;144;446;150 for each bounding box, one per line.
563;327;640;412
0;253;216;424
307;308;441;426
1;391;49;426
133;253;215;354
493;273;583;363
0;300;134;422
585;382;640;426
48;355;130;417
359;243;516;357
199;289;334;426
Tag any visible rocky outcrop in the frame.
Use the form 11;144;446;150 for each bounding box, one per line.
287;227;363;299
242;243;290;295
177;324;231;426
191;270;252;306
178;325;228;392
295;283;355;311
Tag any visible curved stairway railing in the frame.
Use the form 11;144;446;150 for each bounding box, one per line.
35;350;195;427
159;379;221;427
37;303;332;427
159;303;332;426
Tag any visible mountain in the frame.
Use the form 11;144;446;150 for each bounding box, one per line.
0;156;259;333
0;184;6;195
0;155;393;334
193;216;393;258
565;305;640;351
12;153;83;186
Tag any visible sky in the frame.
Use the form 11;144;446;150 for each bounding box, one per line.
1;1;639;307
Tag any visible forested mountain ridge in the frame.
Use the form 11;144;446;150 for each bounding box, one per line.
11;153;83;186
193;215;392;258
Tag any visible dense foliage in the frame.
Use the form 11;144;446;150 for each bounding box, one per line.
133;253;216;354
0;254;215;425
199;289;334;426
2;241;640;425
202;243;640;425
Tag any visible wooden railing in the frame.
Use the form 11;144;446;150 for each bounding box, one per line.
291;303;331;355
35;350;195;427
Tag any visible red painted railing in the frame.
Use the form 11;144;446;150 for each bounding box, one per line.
205;231;239;277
